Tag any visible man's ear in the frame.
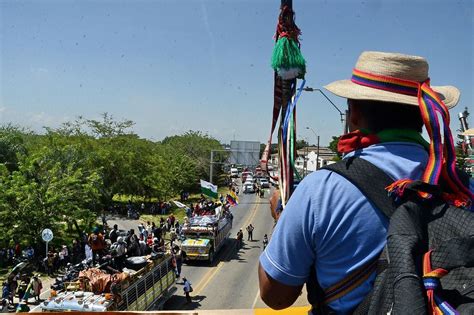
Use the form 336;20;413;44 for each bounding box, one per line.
348;103;359;131
348;103;367;131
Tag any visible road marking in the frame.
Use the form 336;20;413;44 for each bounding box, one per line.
193;261;225;296
246;197;264;309
192;195;263;296
252;288;261;308
191;264;219;293
242;197;262;229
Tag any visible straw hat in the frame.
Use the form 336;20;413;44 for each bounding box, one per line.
325;51;460;108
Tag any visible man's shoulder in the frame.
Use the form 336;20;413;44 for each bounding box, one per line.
336;142;428;182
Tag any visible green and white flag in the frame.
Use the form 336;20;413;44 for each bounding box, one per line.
200;179;218;199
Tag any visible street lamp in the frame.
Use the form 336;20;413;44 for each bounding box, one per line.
306;127;320;170
298;135;309;177
302;86;347;133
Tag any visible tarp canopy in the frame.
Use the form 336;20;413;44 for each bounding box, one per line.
78;268;129;294
189;215;219;226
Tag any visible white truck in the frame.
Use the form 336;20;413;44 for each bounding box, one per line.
230;167;239;178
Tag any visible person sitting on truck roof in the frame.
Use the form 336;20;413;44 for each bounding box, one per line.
151;238;165;255
138;237;148;256
126;229;140;257
109;224;119;244
110;237;127;270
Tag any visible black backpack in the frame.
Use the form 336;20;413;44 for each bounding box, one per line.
308;157;474;314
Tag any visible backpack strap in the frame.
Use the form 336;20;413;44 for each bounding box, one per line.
324;156;397;219
306;157;397;313
322;258;379;304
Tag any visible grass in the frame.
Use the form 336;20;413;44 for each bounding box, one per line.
0;267;9;281
140;208;187;226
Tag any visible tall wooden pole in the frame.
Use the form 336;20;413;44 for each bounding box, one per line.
277;0;296;204
279;0;293;124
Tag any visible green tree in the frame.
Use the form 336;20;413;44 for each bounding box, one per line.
162;131;225;184
0;125;30;172
0;141;101;246
87;113;135;139
296;139;309;150
329;136;342;161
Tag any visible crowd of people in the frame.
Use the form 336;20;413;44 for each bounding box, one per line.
0;206;189;309
187;194;233;219
90;217;185;273
0;191;242;310
0;245;35;269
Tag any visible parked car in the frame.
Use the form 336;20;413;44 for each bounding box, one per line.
243;183;255;194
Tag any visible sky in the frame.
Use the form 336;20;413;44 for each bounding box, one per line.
0;0;472;146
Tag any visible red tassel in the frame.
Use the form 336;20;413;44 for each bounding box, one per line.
442;192;471;209
386;179;432;200
386;179;413;198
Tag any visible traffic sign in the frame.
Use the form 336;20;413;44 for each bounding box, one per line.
41;229;53;242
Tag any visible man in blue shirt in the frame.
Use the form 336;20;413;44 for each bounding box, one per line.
258;51;472;313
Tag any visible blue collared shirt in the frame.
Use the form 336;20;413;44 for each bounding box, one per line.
260;142;435;313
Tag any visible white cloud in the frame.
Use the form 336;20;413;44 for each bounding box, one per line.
27;111;70;128
0;106;7;122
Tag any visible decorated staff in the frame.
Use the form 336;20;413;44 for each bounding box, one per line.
262;0;306;212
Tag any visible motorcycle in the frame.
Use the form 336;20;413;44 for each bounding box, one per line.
50;259;90;291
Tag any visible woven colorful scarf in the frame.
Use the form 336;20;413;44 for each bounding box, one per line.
351;69;473;208
423;250;459;315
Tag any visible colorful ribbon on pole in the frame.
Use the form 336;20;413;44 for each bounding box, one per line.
262;4;306;211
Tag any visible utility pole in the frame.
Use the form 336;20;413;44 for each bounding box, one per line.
316;135;320;170
306;127;320;170
459;107;472;151
209;148;235;184
305;145;308;176
209;150;214;184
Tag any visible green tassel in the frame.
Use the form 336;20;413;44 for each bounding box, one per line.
271;37;306;78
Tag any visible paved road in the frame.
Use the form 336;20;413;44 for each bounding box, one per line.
162;187;308;311
29;187;309;312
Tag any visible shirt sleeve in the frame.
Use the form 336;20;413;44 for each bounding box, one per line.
259;176;318;286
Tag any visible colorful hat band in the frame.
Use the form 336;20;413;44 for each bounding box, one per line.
352;68;422;97
350;69;473;207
